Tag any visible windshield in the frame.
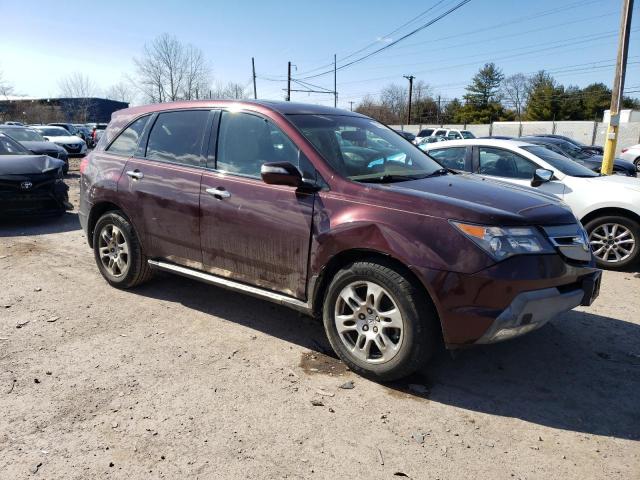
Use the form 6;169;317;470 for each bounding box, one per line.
0;135;30;155
287;114;444;182
0;128;44;142
521;145;598;177
555;140;592;160
460;130;475;139
36;127;70;137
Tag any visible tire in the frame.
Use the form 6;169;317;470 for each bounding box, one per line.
322;260;438;381
585;215;640;270
92;211;153;288
634;157;640;173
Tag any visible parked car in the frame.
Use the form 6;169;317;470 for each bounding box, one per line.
393;129;415;142
3;121;24;126
422;138;640;269
620;144;640;172
0;125;69;174
444;129;476;140
80;101;601;380
413;127;448;144
32;126;87;157
417;136;447;150
0;133;71;216
534;134;603;155
480;135;514;140
520;136;636;177
73;124;94;147
48;122;80;136
92;123;108;145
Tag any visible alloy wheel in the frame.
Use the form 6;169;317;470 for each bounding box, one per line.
334;281;404;364
97;224;130;277
589;223;636;264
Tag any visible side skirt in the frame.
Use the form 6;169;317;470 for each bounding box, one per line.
147;259;313;315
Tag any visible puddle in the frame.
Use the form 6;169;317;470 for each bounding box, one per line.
299;351;348;376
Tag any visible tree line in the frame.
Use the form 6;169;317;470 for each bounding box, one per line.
356;62;640;125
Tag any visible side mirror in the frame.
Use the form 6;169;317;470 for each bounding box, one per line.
531;168;553;187
261;162;303;188
44;138;49;142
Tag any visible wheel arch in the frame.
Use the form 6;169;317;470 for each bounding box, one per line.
310;248;443;339
87;201;129;248
580;207;640;228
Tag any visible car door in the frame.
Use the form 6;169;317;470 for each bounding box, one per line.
200;110;315;298
118;109;212;266
473;146;565;197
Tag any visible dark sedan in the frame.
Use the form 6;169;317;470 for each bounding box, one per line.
393;129;416;142
534;134;603;155
0;125;69;174
0;133;71;217
520;136;636;177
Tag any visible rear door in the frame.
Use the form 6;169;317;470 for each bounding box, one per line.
199;110;315;298
118;109;212;266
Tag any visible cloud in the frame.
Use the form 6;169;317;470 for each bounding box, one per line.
376;37;393;44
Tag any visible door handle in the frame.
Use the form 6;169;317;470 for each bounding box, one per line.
126;170;144;180
206;187;231;199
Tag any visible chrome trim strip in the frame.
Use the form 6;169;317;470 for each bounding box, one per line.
147;260;312;314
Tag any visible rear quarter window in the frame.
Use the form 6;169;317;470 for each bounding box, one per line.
106;116;150;157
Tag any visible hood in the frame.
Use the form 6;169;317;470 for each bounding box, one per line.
43;135;83;144
0;155;65;176
20;140;64;153
582;174;640;193
380;172;575;226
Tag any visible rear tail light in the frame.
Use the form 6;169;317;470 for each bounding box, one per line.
621;148;628;153
79;155;90;175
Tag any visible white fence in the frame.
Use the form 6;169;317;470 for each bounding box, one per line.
391;121;640;155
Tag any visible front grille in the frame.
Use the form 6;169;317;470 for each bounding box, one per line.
65;143;81;151
0;173;58;194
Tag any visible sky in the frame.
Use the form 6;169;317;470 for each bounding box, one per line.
1;0;639;108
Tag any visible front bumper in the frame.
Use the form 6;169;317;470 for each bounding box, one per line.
414;255;601;347
475;270;601;344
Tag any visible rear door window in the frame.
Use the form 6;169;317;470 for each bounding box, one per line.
478;147;537;179
146;110;209;167
428;147;467;170
106;116;149;156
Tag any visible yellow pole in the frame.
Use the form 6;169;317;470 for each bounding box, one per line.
601;0;633;175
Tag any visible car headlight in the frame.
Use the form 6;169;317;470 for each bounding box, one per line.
450;221;554;261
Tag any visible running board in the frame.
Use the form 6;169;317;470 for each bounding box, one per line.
147;260;312;314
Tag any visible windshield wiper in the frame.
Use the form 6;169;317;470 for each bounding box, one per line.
414;168;451;179
357;174;418;184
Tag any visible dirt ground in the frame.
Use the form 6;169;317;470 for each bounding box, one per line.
1;159;639;480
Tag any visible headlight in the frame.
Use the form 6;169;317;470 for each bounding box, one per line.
450;221;554;261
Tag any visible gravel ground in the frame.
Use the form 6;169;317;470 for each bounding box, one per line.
1;159;639;479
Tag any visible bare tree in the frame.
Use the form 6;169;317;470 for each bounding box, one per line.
0;69;15;99
133;33;210;103
106;81;136;104
380;83;408;123
501;73;530;121
210;81;250;100
58;72;98;122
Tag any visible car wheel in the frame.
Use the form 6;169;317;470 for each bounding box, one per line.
93;211;153;288
634;157;640;172
585;215;640;270
322;260;438;381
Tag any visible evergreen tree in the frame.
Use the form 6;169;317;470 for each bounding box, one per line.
525;71;562;120
460;63;506;123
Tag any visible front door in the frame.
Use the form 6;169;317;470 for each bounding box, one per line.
200;110;315;298
119;109;211;266
475;146;566;197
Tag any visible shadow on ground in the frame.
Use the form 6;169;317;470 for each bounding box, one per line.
0;212;80;237
135;274;640;441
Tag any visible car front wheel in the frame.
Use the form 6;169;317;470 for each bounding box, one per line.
585;215;640;269
322;260;438;381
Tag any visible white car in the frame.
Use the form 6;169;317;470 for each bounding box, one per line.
32;125;87;156
422;138;640;269
620;144;640;172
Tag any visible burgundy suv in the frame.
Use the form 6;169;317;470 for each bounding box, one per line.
79;100;601;380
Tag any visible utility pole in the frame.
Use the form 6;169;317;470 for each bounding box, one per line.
602;0;634;175
333;54;338;108
252;57;257;99
437;95;441;125
287;61;291;101
349;101;354;111
403;75;415;125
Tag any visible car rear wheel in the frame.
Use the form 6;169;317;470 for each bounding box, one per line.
634;157;640;172
585;215;640;269
322;260;438;381
93;211;153;288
